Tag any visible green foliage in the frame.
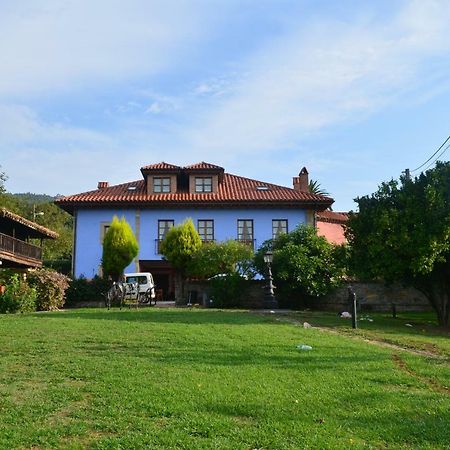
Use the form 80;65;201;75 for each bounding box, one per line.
309;179;330;196
65;276;110;306
102;216;139;280
254;225;346;306
0;166;6;196
188;240;254;279
160;218;202;272
27;268;70;311
209;273;250;308
346;161;450;326
0;274;37;313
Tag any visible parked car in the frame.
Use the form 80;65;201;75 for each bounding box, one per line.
124;272;156;302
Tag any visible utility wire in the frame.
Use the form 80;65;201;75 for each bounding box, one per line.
411;135;450;173
422;142;450;172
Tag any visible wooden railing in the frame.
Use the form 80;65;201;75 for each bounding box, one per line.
0;232;42;261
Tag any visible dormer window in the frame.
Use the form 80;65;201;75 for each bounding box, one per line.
153;177;171;193
195;177;212;193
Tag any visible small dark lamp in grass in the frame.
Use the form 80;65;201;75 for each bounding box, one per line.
263;251;278;309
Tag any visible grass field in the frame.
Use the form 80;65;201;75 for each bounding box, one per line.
0;308;448;449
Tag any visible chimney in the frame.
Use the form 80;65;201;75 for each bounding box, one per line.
293;167;309;192
97;181;109;190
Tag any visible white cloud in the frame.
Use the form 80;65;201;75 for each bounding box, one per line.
182;0;450;161
0;0;217;97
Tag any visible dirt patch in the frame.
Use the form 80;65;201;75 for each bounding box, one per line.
263;312;446;359
392;354;450;396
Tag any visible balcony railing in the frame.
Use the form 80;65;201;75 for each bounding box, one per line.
155;238;216;254
0;232;42;262
236;238;256;250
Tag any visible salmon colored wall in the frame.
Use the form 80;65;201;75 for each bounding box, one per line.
317;221;346;245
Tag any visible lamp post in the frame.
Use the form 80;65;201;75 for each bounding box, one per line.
33;204;44;222
263;251;278;309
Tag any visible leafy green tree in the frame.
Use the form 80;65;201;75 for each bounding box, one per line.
102;216;139;281
160;218;202;301
188;240;254;279
254;225;346;307
346;161;450;326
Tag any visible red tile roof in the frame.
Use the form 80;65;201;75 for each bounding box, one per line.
56;167;334;213
141;162;181;171
184;162;224;171
317;210;349;224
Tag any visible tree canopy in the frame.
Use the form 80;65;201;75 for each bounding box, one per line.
346;161;450;326
160;218;202;272
187;240;254;279
159;218;202;302
254;225;346;306
102;216;139;281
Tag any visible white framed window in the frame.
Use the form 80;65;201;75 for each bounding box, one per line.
195;177;212;193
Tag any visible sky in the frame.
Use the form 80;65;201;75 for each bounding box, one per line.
1;0;450;211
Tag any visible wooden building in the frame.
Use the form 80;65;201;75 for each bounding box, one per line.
0;208;58;269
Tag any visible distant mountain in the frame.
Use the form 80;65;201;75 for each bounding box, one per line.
11;193;57;204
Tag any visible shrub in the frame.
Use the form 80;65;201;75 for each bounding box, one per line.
65;276;110;306
28;268;70;311
0;274;37;313
209;273;250;308
254;225;346;307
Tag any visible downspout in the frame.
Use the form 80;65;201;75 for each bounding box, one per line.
72;210;77;278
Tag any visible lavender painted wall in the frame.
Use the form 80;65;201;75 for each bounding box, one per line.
74;207;307;278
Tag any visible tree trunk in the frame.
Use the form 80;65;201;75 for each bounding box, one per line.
414;275;449;327
174;272;184;305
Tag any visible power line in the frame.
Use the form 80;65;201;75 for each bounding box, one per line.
411;135;450;173
422;142;450;172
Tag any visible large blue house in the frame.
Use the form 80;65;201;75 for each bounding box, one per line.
56;162;333;298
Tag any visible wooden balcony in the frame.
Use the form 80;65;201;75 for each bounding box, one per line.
0;232;43;267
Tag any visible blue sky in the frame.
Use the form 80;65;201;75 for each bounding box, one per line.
1;0;450;211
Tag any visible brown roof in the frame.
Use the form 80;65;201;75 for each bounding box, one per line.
184;162;224;171
317;210;349;224
0;208;59;239
56;170;333;213
141;162;181;171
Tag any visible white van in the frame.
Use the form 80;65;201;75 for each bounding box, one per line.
124;272;156;302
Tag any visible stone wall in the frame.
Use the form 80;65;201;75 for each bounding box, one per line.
315;282;431;313
186;280;432;312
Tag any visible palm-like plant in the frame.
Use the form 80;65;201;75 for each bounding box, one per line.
308;179;330;197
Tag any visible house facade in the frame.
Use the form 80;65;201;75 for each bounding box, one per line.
317;210;349;245
56;162;333;299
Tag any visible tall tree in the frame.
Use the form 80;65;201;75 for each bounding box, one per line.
102;216;139;281
159;218;202;301
254;225;346;307
187;240;254;279
346;161;450;326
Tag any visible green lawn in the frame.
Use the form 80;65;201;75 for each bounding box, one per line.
0;308;448;449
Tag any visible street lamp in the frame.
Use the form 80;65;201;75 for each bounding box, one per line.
263;251;278;309
33;204;44;222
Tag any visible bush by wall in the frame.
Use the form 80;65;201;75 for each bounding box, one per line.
0;274;37;313
65;276;110;306
28;268;70;311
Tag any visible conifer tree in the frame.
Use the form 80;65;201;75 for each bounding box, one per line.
102;216;139;281
160;218;202;301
